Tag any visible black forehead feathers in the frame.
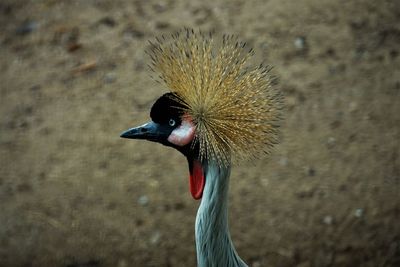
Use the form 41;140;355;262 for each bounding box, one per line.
150;93;186;123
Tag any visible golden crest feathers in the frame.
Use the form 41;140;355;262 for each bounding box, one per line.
148;29;283;166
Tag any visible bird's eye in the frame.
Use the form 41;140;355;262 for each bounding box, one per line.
169;118;176;127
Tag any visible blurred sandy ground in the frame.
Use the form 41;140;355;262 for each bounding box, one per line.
0;0;399;266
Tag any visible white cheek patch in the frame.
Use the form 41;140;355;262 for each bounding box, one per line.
168;119;195;146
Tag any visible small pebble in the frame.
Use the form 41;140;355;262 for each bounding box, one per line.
294;36;306;50
363;114;372;121
295;185;315;198
260;41;269;50
153;2;168;13
104;73;117;84
260;178;269;187
149;180;159;188
323;215;333;225
279;157;288;167
16;20;38;35
353;46;368;60
354;208;363;218
138;195;149;206
349;102;358;113
150;231;161;244
326;137;336;148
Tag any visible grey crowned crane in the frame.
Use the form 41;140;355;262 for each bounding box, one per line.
121;29;283;267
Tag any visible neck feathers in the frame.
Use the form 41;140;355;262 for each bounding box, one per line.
195;163;248;267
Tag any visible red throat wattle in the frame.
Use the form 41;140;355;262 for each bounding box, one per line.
189;160;205;200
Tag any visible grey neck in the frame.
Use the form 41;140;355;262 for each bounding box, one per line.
195;162;248;267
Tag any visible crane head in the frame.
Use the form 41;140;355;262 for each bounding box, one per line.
120;92;205;200
120;29;283;200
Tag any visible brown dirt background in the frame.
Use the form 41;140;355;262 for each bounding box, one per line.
1;0;399;266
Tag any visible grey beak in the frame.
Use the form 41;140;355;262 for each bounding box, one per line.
120;121;169;142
